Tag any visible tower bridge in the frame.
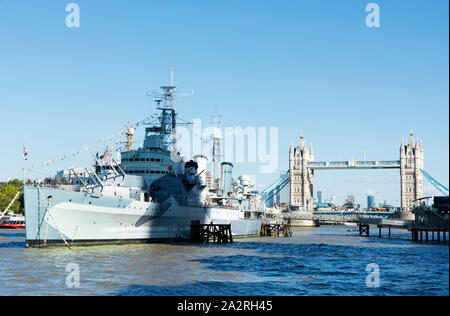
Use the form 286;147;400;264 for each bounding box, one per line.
288;131;423;211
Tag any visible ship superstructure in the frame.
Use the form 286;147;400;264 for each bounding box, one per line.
119;77;180;183
23;75;264;247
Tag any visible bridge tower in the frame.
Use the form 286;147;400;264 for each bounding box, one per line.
289;133;314;211
400;130;423;210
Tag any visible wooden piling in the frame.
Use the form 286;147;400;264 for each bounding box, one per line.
190;223;233;243
260;223;292;238
359;224;370;237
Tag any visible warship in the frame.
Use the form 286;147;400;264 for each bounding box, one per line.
23;76;264;247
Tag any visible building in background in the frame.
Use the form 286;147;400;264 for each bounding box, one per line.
330;194;336;205
317;190;323;204
367;195;375;209
205;171;212;189
55;167;91;184
347;195;355;204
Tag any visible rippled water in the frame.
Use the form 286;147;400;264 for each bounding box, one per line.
0;227;448;296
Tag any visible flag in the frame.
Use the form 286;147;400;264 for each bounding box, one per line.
273;199;278;210
23;146;28;161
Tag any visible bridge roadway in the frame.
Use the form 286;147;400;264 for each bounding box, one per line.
306;160;401;170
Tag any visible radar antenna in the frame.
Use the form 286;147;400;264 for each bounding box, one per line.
144;69;194;152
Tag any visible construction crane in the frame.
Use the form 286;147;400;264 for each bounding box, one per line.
420;169;449;197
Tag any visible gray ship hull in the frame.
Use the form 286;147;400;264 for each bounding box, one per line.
24;186;262;247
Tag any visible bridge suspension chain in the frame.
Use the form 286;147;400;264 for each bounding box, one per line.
420;169;449;196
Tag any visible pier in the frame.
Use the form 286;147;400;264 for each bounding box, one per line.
283;211;397;227
190;223;233;243
284;207;449;243
260;223;292;237
411;228;447;242
357;218;413;238
409;196;449;243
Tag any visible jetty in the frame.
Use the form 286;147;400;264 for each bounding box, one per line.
190;223;233;243
260;223;292;237
283;196;449;243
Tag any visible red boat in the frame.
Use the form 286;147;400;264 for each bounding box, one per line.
0;215;25;229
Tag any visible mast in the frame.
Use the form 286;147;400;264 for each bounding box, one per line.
210;110;223;189
143;70;193;156
22;138;26;184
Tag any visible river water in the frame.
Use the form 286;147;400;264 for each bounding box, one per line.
0;226;448;296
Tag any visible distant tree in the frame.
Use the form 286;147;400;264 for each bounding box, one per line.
0;179;24;215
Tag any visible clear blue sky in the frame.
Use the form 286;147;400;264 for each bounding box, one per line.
0;0;448;206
